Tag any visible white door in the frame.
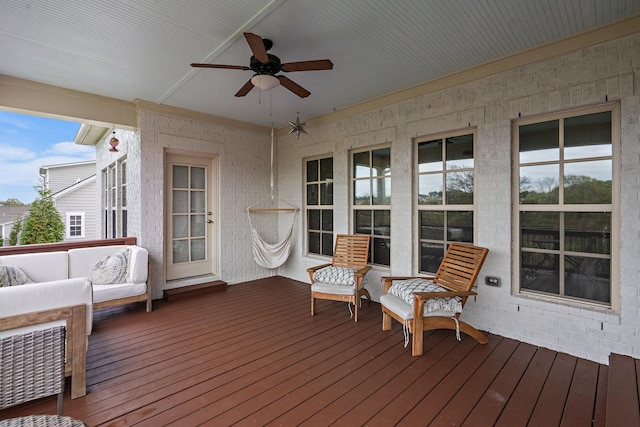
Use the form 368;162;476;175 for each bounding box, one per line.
166;153;218;280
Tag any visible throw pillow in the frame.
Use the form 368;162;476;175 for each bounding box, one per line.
388;278;463;314
313;266;356;286
89;248;131;285
0;265;33;287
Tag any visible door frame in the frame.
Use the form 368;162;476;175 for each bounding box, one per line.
164;149;219;282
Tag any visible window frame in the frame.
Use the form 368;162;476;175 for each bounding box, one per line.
414;129;477;275
65;212;85;239
304;155;334;257
512;103;620;310
102;157;128;239
351;145;392;267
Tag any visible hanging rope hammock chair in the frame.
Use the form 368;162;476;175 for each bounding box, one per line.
246;128;299;269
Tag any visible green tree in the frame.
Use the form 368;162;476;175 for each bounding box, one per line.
0;198;26;206
8;215;23;246
19;185;64;245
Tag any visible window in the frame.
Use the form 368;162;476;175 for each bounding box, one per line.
416;132;475;273
103;158;127;238
305;157;333;256
352;147;391;266
514;105;617;307
66;212;85;239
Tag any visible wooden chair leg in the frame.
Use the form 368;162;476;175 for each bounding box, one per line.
353;295;359;322
311;295;316;316
412;317;424;356
382;311;392;331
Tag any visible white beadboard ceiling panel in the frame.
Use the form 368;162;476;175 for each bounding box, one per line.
0;0;638;127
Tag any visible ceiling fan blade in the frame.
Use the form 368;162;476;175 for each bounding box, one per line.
281;60;334;72
244;32;269;64
277;76;310;98
191;63;250;70
234;79;254;97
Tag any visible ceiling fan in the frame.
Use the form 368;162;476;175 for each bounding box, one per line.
191;32;333;98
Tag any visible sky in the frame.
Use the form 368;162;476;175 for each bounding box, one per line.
0;110;95;204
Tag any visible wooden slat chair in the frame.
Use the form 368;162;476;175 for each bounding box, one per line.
380;242;489;356
307;234;371;322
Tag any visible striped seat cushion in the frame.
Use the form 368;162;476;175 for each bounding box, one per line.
313;266;356;286
388;278;462;313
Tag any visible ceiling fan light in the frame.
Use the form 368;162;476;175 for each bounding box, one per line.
251;74;280;90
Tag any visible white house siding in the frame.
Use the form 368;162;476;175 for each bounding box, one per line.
277;34;640;364
54;179;98;241
44;162;95;194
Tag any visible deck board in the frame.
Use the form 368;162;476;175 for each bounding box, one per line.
0;276;638;426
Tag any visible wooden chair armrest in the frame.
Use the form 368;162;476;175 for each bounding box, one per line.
414;289;477;300
381;275;435;293
306;263;332;274
354;266;371;277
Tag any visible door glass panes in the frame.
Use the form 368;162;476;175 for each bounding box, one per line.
172;164;207;264
173;216;188;239
173;191;188;212
173;240;189;263
191;167;205;189
173;165;188;188
191;191;205;212
191;238;205;261
191;215;205;237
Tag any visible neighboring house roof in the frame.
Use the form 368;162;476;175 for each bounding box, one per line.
52;174;97;199
39;159;96;176
0;206;30;226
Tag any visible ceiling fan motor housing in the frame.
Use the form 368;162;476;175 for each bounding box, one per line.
250;54;281;75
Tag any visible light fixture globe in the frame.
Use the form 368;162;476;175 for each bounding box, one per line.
251;74;280;90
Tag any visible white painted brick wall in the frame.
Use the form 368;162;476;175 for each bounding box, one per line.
277;34;640;364
130;111;273;297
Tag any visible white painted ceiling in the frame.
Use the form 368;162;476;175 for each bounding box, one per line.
1;0;639;128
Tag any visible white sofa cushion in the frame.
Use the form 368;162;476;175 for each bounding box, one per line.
68;245;148;285
0;251;69;283
0;277;93;337
92;282;148;304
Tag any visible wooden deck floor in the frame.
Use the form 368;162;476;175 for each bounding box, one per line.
0;276;636;426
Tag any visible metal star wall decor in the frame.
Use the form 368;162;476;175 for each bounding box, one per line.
288;112;308;139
